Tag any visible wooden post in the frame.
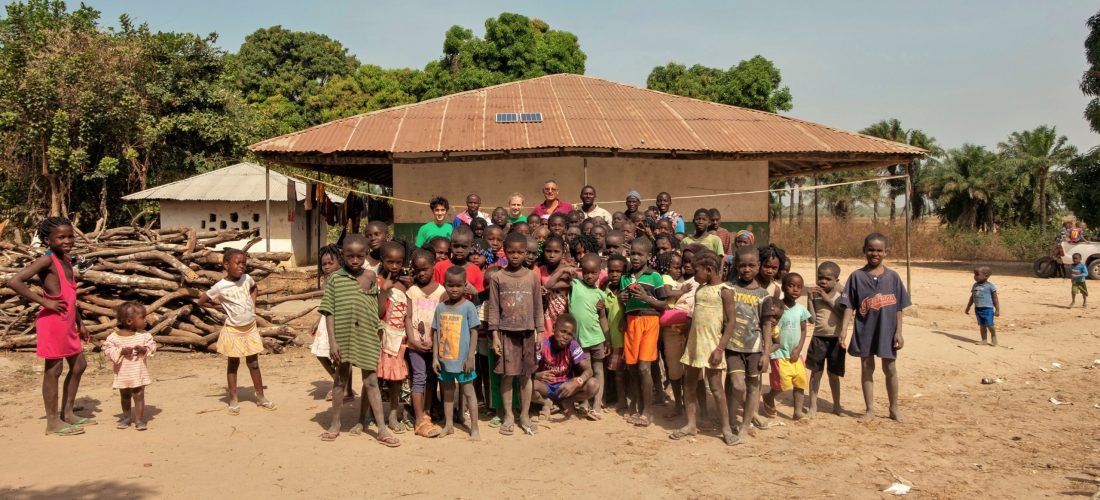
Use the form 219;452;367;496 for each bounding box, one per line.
904;165;912;295
265;164;271;253
813;175;819;274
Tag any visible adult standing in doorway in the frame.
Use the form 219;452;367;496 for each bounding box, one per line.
578;185;612;226
532;179;573;221
453;193;490;228
655;192;685;234
624;191;642;220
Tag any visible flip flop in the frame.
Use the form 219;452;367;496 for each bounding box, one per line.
488;416;502;428
257;400;277;411
376;435;401;448
625;412;641;423
116;420;132;430
723;434;742;446
632;415;652;427
498;423;514;436
71;417;97;426
402;418;415;432
324;390;334;402
227;404;241;416
46;425;84;436
668;429;695;441
387;423;407;435
414;417;442;438
135;421;148;431
520;423;537;436
349;423;365;436
320;431;339;442
582;408;602;421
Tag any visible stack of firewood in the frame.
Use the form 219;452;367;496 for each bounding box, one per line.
0;225;313;352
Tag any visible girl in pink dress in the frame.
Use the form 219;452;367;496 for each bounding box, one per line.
378;242;413;434
7;217;92;436
102;302;157;430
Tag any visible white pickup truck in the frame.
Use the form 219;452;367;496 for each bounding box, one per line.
1033;241;1100;279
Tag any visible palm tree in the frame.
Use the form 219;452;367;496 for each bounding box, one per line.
997;126;1076;232
860;119;943;221
924;145;1000;230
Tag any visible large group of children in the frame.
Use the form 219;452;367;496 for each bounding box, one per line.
13;185;914;446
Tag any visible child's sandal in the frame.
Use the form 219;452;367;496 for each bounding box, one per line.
227;404;241;416
257;400;277;411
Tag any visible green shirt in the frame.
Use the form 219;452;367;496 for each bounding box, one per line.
620;271;666;315
569;279;606;348
319;267;381;370
603;286;625;348
415;221;453;247
681;234;725;256
507;214;526;225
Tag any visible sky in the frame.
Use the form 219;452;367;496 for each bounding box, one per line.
59;1;1100;152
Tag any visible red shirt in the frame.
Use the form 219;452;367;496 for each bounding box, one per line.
433;260;485;293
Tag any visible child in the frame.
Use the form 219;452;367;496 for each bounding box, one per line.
964;265;999;345
532;314;600;420
492;207;510;230
839;233;911;423
709;208;732;254
565;254;610;417
681;209;724;256
611;211;627;230
427;237;450;264
512;222;530;236
1070;253;1088;308
405;249;445;438
605;230;627;258
734;230;755;250
364;221;390;272
526;213;542;228
533;225;550;246
7;217;92;435
619;237;668;427
547;213;568;238
310;245;353;402
763;273;810;420
318;235;398;446
433;225;484;298
484;225;507;267
197;248;274;414
591;225;608;253
726;245;776;442
806;261;845;417
470;218;488;239
656;251;695;418
507;193;527;225
415;196;454;247
102;302;157;430
432;266;482;440
378;242;413;434
671;251;735;445
603;254;629;412
758;245;785;300
524;236;540;269
487;233;545;436
540;236;572;338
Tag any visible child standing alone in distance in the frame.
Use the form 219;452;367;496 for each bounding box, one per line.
102;302;157;430
964;266;999;346
839;233;911;423
196;248;275;414
1069;253;1088;308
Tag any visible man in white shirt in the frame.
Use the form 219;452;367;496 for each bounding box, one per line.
578;185;612;225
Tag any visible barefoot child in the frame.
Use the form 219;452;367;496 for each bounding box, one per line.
197;248;275;414
964;266;999;345
488;233;545;436
839;233;911;422
406;249;445;438
619;237;668;428
671;251;737;445
378;242;413;434
318;235;398;446
763;273;810;420
8;217;93;435
310;245;353;402
564;254;609;417
726;246;776;442
102;302;157;430
1070;253;1088;308
532;314;600;420
603;254;629;413
657;251;695;418
432;267;482;440
806;261;845;417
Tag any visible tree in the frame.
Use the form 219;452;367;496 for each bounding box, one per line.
1082;10;1100;133
1056;147;1100;225
923;145;1000;230
997;126;1076;232
859;119;942;220
647;55;792;113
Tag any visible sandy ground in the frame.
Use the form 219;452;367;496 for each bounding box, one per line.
0;258;1098;499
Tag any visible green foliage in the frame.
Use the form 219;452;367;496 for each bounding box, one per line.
646;55;792;112
996;125;1075;230
859;119;942;220
999;225;1050;261
1057;147;1100;226
1083;10;1100;134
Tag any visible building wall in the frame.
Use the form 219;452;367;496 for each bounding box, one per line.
159;200;327;267
391;156;769;241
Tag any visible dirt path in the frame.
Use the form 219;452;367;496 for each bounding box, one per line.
0;259;1097;499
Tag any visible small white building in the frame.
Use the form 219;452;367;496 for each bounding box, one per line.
122;162;342;267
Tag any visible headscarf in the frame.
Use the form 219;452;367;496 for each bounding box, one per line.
626;190;641;202
735;229;755;246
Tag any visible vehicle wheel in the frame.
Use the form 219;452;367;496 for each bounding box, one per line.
1089;258;1100;280
1033;257;1057;279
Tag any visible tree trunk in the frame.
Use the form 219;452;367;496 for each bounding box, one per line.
1039;167;1048;233
46;174;63;217
872;199;879;223
796;186;804;226
889;200;896;223
99;179;109;222
787;188;794;225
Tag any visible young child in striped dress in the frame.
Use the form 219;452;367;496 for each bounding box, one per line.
102;302;157;430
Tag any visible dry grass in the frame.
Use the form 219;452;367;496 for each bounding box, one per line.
770;218;1048;262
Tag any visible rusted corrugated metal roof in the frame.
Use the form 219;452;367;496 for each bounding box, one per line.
122;163;345;203
249;73;925;158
